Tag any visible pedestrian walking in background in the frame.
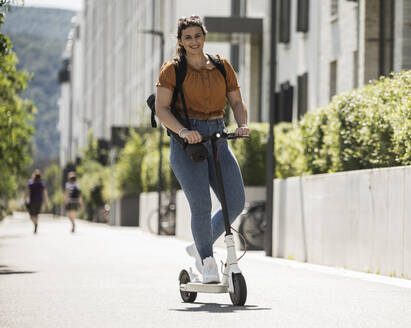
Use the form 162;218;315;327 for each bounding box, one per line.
155;15;249;283
25;169;49;234
64;171;82;233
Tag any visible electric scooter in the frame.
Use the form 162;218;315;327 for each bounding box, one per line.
178;130;248;306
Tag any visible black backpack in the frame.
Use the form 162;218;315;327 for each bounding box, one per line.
146;54;227;130
70;185;81;199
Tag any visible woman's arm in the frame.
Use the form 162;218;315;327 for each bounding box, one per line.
227;89;249;136
24;187;29;203
43;188;49;209
64;189;69;205
155;87;202;144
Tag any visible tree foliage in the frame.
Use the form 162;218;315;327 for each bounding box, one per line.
2;6;75;161
0;5;36;199
44;162;63;212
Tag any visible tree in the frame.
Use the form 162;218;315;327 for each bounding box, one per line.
0;1;36;200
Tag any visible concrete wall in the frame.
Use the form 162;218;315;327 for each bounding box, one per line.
108;196;139;226
176;186;266;249
139;192;159;234
272;165;411;278
120;196;139;226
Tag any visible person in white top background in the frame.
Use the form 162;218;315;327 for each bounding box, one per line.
64;171;83;233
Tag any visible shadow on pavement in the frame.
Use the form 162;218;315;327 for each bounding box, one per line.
0;234;24;239
0;265;36;275
170;302;271;313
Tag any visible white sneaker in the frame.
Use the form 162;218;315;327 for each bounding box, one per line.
185;243;203;273
202;256;220;284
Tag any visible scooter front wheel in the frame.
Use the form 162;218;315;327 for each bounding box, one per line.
229;273;247;306
179;269;197;303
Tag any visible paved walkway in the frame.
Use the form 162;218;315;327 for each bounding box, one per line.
1;212;411;328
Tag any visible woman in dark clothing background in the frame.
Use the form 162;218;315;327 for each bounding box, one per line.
25;169;49;233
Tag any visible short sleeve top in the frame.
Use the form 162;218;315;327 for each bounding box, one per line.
156;55;240;120
65;182;81;202
27;180;45;203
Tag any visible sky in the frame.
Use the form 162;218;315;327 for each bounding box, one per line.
21;0;83;11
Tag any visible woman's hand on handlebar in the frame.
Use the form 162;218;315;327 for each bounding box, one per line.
180;129;203;144
234;124;249;137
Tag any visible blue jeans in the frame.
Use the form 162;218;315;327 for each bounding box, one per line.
170;118;245;260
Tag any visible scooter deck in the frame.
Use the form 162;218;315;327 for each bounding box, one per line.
180;282;229;294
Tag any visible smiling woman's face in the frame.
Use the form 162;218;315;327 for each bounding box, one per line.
179;26;205;56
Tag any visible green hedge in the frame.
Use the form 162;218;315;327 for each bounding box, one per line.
115;129;179;196
77;158;110;220
297;70;411;175
229;122;268;185
115;130;145;196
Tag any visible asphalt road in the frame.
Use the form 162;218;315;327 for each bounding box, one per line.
1;212;411;328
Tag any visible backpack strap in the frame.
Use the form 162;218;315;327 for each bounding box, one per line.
172;56;191;129
206;54;227;84
146;94;157;128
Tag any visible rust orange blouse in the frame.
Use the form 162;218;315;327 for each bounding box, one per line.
156;55;240;120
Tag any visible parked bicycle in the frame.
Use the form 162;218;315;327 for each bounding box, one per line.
238;201;266;250
147;202;176;235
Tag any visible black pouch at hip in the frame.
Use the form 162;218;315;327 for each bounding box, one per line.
171;131;209;163
184;142;209;162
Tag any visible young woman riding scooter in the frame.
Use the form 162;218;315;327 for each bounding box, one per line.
155;15;249;284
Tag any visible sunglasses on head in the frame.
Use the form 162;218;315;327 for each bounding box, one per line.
178;15;200;23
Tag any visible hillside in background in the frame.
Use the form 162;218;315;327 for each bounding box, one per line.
2;6;75;164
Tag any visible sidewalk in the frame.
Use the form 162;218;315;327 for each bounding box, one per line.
1;212;411;328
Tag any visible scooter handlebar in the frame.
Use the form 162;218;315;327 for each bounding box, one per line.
225;133;249;140
189;132;249;143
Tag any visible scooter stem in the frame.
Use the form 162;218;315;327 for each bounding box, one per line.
211;135;232;236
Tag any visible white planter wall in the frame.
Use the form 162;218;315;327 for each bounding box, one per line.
272;165;411;278
139;192;159;234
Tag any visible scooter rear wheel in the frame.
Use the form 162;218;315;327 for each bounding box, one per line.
179;269;197;303
229;273;247;306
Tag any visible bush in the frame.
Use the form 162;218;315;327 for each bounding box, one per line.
115;129;179;195
77;158;110;220
229;122;268;185
44;163;63;213
274;122;304;178
141;130;179;192
301;70;411;174
115;130;146;196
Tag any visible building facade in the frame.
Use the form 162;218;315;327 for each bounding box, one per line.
58;0;411;167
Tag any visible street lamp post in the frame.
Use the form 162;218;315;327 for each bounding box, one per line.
139;30;164;235
265;0;278;256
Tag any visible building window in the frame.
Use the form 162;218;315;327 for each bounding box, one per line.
275;82;294;123
297;73;308;118
279;0;291;43
281;82;294;122
331;0;338;17
330;60;337;100
297;0;309;33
